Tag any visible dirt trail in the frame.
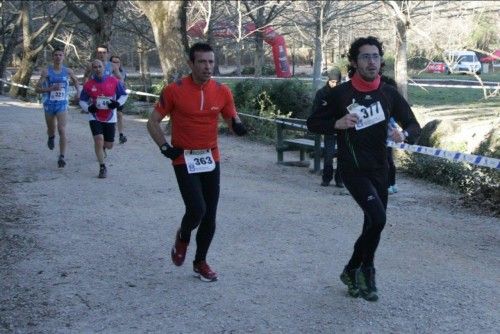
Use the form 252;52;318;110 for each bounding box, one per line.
0;95;498;333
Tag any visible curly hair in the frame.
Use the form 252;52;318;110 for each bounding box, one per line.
347;36;384;78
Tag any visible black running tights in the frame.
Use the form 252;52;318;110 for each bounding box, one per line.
173;163;220;263
342;170;388;269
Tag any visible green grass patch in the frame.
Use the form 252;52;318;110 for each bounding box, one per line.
408;86;493;106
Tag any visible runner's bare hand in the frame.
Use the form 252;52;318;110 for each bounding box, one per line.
335;113;359;129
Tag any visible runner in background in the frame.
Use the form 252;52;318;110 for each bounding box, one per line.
83;45;122;83
311;67;344;188
35;47;80;168
81;46;122;115
147;42;247;282
110;55;128;144
380;75;399;195
79;59;128;178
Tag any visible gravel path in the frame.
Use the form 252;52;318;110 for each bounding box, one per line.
0;95;499;333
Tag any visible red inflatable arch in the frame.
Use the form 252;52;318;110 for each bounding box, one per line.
188;21;292;78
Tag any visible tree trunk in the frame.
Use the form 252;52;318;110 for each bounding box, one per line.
395;19;409;100
137;39;151;101
9;53;36;98
0;23;20;95
135;1;188;81
236;42;242;76
64;0;118;52
254;32;264;77
8;1;65;98
312;5;324;91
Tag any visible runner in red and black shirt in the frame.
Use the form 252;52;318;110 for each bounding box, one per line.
80;59;128;179
147;43;247;282
307;36;421;301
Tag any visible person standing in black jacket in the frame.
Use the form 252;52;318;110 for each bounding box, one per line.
307;36;421;302
311;67;343;187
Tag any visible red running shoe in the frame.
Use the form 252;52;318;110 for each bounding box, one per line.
171;230;188;266
193;261;218;282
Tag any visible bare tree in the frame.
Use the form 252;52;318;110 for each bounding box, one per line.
63;0;118;51
9;1;66;98
286;1;378;90
112;2;158;93
0;1;22;94
379;1;498;99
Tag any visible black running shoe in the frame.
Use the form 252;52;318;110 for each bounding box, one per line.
357;266;378;302
340;267;360;298
98;165;107;179
47;136;55;150
119;134;127;144
57;156;66;168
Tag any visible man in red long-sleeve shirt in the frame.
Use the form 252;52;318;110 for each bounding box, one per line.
147;43;247;282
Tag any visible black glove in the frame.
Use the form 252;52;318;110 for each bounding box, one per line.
232;118;248;136
107;100;120;109
160;143;183;160
88;104;98;114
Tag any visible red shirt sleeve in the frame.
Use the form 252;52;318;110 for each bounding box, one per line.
154;85;172;118
220;84;237;119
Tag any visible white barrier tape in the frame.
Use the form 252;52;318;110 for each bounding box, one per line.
0;78;36;91
413;78;499;85
240;113;499;170
274;118;308;130
238;112;276;122
408;82;499;90
125;89;160;98
238;112;310;130
387;140;500;170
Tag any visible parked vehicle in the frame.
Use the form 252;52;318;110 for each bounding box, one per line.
443;50;481;75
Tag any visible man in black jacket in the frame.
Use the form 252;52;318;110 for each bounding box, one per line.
307;36;421;302
312;68;344;188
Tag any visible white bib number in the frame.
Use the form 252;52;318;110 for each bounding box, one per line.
184;149;215;174
96;96;111;110
49;88;65;101
347;100;385;130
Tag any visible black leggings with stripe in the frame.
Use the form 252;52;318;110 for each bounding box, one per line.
341;170;388;269
174;163;220;263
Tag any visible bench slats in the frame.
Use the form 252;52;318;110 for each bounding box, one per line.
275;117;334;173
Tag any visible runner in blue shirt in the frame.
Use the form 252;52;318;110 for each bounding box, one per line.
83;45;122;83
35;48;80;168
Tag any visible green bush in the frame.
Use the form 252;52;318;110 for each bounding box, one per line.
268;80;312;119
241;66;255;75
232;79;313;142
233;79;312;119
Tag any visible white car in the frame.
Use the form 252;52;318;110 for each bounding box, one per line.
443;50;481;75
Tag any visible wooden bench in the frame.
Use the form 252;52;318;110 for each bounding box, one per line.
275;117;325;173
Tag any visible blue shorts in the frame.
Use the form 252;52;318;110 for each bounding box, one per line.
43;103;68;115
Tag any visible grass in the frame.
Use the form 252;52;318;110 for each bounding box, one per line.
408;86;498;106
